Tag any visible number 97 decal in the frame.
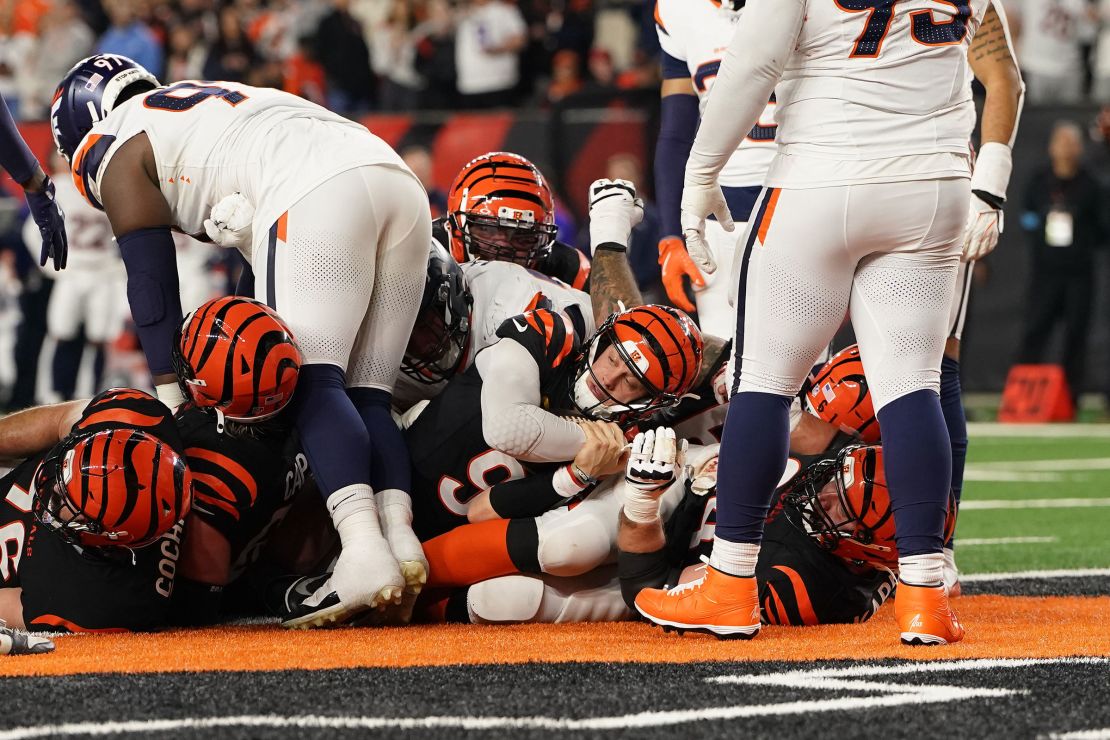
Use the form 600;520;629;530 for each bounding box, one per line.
835;0;971;58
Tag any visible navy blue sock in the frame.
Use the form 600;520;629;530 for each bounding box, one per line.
714;391;793;544
91;345;106;392
939;355;966;548
348;386;411;494
51;337;83;399
292;364;371;499
877;389;951;558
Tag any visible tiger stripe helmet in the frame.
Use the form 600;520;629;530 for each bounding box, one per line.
571;304;703;423
33;427;193;549
173;297;302;423
783;445;957;569
805;344;880;443
447;152;558;268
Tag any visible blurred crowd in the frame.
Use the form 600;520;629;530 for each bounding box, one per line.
0;0;661;119
1004;0;1110;104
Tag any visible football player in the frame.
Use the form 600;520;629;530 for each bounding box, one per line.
51;55;432;628
638;0;1011;646
0;388;192;632
653;0;776;336
0;90;67;270
441;152;591;290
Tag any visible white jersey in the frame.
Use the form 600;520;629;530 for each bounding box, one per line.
24;174;120;275
765;0;987;188
1006;0;1091;77
655;0;776;188
72;80;410;247
393;260;594;409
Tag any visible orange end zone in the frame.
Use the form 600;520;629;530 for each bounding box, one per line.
2;595;1107;677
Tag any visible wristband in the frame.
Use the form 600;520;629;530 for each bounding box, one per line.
156;381;186;411
570;463;598;487
970;142;1012;203
623;487;663;524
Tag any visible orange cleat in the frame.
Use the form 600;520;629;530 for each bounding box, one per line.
635;565;761;640
895;582;966;646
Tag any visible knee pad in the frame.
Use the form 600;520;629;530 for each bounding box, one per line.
467;576;544;624
536;516;612;577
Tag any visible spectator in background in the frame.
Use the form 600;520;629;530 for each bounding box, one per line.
373;0;423;111
164;23;206;83
1017;121;1107;402
284;34;327;106
95;0;163;78
203;4;259;83
454;0;526;108
401;144;447;217
546;49;582;104
579;47;616;96
315;0;375;114
413;0;456;109
1095;0;1110;101
18;0;92;120
1004;0;1095;104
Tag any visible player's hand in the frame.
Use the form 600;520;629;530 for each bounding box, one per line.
680;180;732;275
26;175;68;270
574;419;628;480
588;178;644;254
657;236;704;313
963;191;1002;262
204;192;254;249
625;426;685;494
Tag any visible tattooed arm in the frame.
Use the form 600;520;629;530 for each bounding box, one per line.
969;1;1024;149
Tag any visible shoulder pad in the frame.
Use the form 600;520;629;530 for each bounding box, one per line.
496;308;579;371
73;388;183;452
71;133;119;211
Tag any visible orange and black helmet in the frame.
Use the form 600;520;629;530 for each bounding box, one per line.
173;296;302;423
33;427;193;549
570;304;703;424
783;445;957;569
805;344;879;443
446;152;558;268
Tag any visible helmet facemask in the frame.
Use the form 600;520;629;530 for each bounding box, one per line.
453;210;557;268
403;282;472;384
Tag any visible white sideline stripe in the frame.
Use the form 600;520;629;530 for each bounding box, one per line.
960;498;1110;510
968;423;1110;438
971;458;1110;472
2;659;1100;738
1047;729;1110;739
956;537;1057;546
963;471;1067;482
960;568;1110;583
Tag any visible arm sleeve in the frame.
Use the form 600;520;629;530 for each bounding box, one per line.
684;0;806;187
655;92;700;238
117;227;184;377
618;548;670;612
488;465;586;519
0;92;37;185
476;339;586;463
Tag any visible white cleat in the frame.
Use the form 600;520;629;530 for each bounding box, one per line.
377;490;429;601
282;537;404;630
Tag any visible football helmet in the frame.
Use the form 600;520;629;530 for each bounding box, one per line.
783;445;957;569
33;427;193;549
570;304;703;423
805;344;880;443
446;152;558;268
173;296;302;423
51;54;159;162
402;238;473;384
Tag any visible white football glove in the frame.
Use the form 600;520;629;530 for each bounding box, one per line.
1;620;54;655
204;192;255;249
680;179;733;275
963;142;1012;263
588;178;644;255
623;427;687;523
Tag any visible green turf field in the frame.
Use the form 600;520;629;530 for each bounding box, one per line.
956;424;1110;575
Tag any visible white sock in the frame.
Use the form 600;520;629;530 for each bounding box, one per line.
899;553;945;587
708;536;760;577
327;484;384;546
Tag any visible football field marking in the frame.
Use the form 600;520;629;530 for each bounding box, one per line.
971;458;1110;472
960;568;1110;583
956;537;1057;546
1;658;1102;738
968;423;1110;438
1047;729;1110;739
959;498;1110;510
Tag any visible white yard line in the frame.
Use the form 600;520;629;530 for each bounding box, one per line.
960;568;1110;583
963;471;1068;482
970;458;1110;472
1047;730;1110;740
956;537;1057;546
959;498;1110;510
968;423;1110;438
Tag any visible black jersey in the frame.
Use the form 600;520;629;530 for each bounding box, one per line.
405;308;582;540
175;408;307;582
0;389;185;632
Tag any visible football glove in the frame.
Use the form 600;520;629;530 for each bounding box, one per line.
588;178;644;254
963;142;1012;263
204;192;255;249
0;621;54;656
624;427;686;523
658;236;704;313
26;175;68;271
680;179;733;275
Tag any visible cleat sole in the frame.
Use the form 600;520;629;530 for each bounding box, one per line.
900;632;950;646
636;605;760;640
399;561;428;591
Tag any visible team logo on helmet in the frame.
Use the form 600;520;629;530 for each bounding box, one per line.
447;152;558;268
173;297;302;423
570;305;703;424
805;344;879;443
33;427;193;550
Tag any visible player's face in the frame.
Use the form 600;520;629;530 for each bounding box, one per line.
588;345;649;405
468;221;547;264
817;479;854;533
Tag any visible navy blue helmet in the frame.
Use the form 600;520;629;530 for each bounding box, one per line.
50;54;159;162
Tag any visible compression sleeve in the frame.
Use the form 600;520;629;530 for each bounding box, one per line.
0;92;37;185
475;339;586;463
116;227;182;376
684;0;805;188
618;548;670;612
655;92;700;239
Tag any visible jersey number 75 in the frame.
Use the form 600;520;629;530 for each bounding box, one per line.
836;0;971;58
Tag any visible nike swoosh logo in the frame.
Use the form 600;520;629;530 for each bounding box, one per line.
513;318;529;333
